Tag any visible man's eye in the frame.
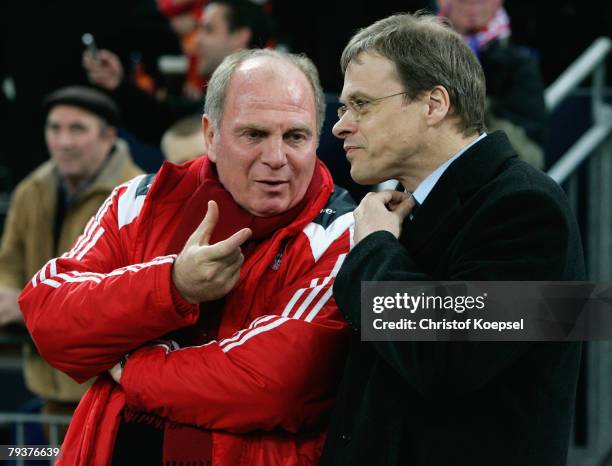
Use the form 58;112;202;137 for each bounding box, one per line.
245;130;264;140
353;99;369;109
287;132;306;142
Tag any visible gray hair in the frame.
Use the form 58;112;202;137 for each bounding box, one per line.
341;12;486;136
204;49;326;136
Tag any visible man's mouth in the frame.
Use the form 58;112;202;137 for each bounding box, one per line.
256;180;288;185
255;180;289;192
344;146;361;158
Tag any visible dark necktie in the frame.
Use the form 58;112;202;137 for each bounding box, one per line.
411;199;421;217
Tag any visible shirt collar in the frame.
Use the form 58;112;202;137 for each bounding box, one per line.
57;150;115;207
412;132;487;205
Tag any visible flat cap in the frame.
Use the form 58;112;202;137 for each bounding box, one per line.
43;86;120;127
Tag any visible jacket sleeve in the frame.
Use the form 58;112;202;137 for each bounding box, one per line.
0;183;28;288
119;229;352;434
18;177;199;383
334;190;581;397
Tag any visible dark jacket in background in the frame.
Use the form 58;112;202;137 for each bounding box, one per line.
320;131;585;466
482;39;548;145
481;39;548;168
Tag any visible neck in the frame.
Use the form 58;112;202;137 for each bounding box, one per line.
62;176;82;196
60;152;111;196
397;129;480;192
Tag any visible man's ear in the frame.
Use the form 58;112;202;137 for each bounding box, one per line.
101;125;118;151
202;115;217;162
103;125;117;142
425;85;451;126
231;27;252;51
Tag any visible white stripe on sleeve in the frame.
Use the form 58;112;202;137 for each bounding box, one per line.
222;317;289;353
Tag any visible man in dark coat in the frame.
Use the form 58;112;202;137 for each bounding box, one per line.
320;12;584;466
440;0;548;169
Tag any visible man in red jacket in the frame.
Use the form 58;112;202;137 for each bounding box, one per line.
19;49;354;466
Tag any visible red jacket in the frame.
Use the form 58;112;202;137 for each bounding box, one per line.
20;157;354;465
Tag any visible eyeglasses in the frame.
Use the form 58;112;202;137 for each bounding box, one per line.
337;91;411;120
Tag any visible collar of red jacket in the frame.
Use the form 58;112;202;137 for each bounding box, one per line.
160;155;333;255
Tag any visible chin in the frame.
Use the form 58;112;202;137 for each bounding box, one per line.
246;202;288;218
57;168;82;179
350;169;378;186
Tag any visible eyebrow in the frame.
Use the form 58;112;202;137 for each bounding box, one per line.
338;90;373;104
234;124;313;136
234;124;269;135
46;121;88;129
285;125;313;137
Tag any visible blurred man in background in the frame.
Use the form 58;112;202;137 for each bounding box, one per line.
0;0;179;188
0;86;142;425
161;114;206;164
439;0;548;168
83;0;273;145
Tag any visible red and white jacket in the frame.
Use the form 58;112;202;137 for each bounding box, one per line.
19;157;354;466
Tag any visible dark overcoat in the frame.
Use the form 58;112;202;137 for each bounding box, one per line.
320;131;585;466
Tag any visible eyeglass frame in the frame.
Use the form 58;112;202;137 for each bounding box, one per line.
336;91;412;120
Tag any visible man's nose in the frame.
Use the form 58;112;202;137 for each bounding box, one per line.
332;114;355;140
193;27;205;48
261;137;287;169
54;131;74;148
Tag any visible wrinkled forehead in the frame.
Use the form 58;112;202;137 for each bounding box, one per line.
341;52;402;100
225;57;316;115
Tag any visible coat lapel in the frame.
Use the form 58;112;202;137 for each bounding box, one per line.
401;131;518;273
